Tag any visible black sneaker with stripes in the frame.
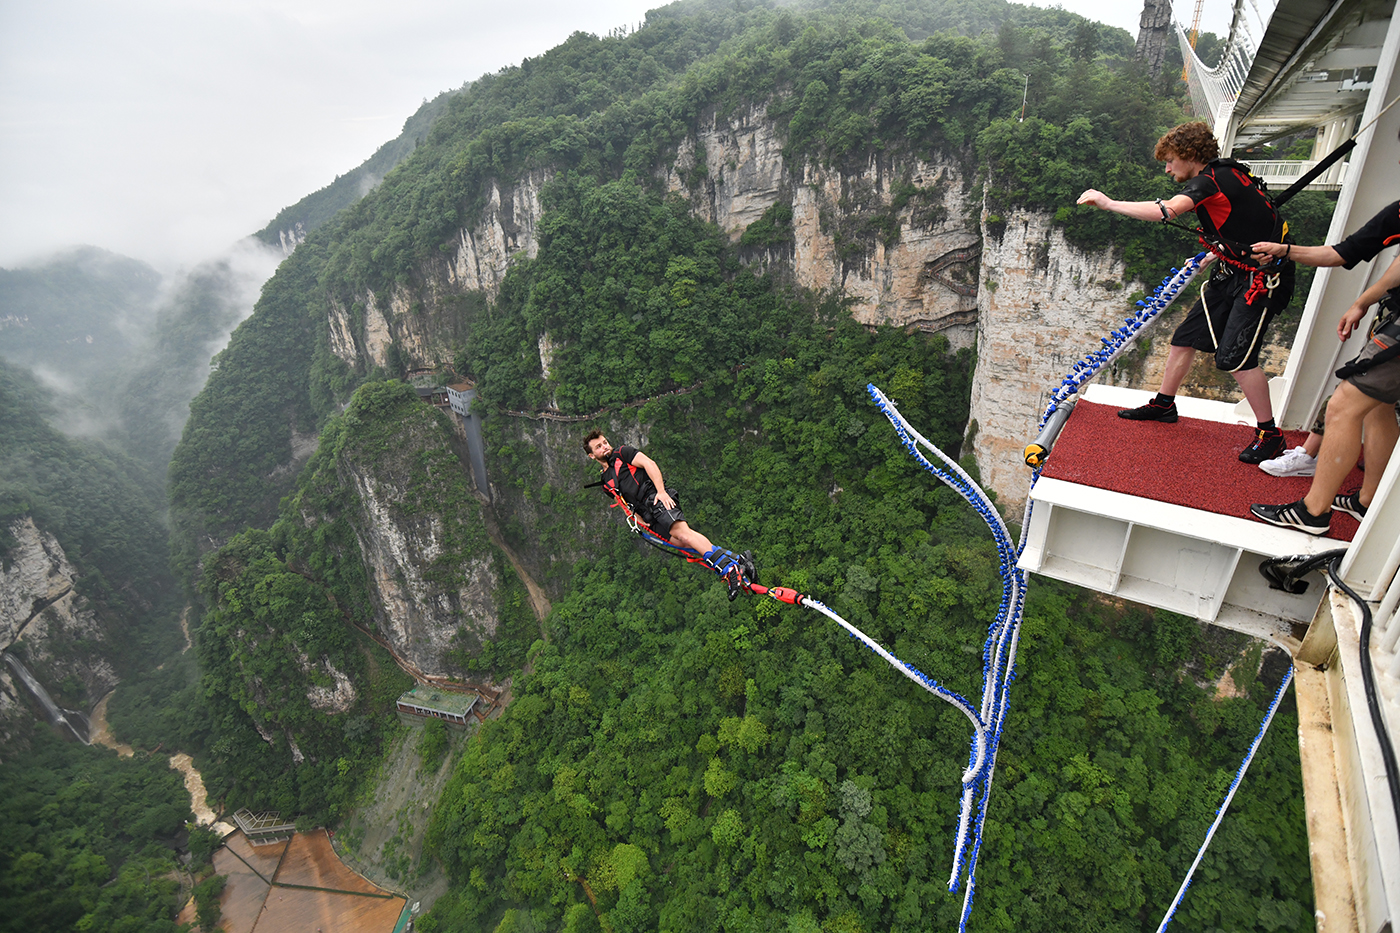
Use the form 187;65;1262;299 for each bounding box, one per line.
1249;499;1330;535
1332;490;1367;522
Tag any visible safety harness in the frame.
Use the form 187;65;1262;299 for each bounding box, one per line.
585;461;752;598
1336;304;1400;379
1158;158;1290;306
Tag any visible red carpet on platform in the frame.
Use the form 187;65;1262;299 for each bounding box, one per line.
1041;400;1364;542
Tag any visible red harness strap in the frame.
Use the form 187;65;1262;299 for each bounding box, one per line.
602;487;708;566
1199;236;1280;306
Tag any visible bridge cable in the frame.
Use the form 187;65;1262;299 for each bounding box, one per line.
1153;665;1296;932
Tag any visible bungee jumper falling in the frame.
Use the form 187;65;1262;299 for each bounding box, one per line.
583;430;757;600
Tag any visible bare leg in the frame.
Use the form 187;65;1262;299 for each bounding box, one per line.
667;521;714;556
1158;345;1197;396
1304;382;1387;516
1231;367;1274;424
1359;403;1400;508
1303;431;1323;457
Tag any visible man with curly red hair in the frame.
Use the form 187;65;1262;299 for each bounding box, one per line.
1077;121;1295;464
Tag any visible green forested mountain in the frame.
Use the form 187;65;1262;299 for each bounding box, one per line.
0;724;193;933
128;0;1323;931
254;91;460;248
0;246;276;477
0;247;160;379
113;255;276;476
0;360;179;675
0;364;192;933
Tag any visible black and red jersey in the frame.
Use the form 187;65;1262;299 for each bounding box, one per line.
598;445;653;510
1334;200;1400;308
1334;200;1400;266
1180;159;1284;262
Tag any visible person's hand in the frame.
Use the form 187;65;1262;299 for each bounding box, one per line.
1076;189;1109;209
1252;241;1287;262
1339;304;1368;341
655;490;676;511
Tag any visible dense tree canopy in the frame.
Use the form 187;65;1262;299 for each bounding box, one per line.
0;726;191;933
145;1;1322;931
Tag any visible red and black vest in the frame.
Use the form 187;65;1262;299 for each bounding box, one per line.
599;445;652;510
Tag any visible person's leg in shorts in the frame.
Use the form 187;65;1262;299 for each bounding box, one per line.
1213;269;1293;462
1251;341;1399;532
1116;278;1229;422
643;492;711;554
1341;340;1400;511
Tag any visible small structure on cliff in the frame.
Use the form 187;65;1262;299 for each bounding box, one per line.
395;685;479;730
232;809;296;846
414;385;450;410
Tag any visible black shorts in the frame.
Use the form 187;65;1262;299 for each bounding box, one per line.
639;489;686;538
1171;264;1294;372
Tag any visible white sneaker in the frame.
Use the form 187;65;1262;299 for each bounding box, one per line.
1259;446;1316;477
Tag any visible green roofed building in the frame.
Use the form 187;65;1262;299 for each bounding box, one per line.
395;685;479;730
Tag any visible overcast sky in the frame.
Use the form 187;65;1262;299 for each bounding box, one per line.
0;0;1230;273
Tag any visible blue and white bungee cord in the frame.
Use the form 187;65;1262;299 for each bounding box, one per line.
866;385;1025;930
819;256;1270;931
1037;252;1207;435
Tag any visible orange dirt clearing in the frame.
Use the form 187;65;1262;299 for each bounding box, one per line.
273;830;389;895
175;829;405;932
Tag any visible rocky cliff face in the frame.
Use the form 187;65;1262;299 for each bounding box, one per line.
329;404;506;686
318;105;1180;514
663;104;982;345
0;517;117;735
326;171;551;373
345;466;501;679
969;212;1146;511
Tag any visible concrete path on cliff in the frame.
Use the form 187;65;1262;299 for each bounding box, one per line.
477;499;552;627
476;496;551;711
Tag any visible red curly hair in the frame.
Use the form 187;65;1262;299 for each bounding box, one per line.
1153;122;1219;164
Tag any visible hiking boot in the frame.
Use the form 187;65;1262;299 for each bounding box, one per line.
1239;427;1286;464
1249;499;1330;535
738;550;757;585
1332;490;1367;522
1118;399;1178;422
1259;445;1316;477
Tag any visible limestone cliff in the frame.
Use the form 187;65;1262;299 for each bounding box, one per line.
327;397;507;686
315;105;1192;515
0;517;117;736
326;171;550;373
663;104;980;345
343;464;501;679
969;212;1145;511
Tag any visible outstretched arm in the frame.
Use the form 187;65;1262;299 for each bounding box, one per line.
1251;242;1343;267
631;450;677;510
1076;190;1195;222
